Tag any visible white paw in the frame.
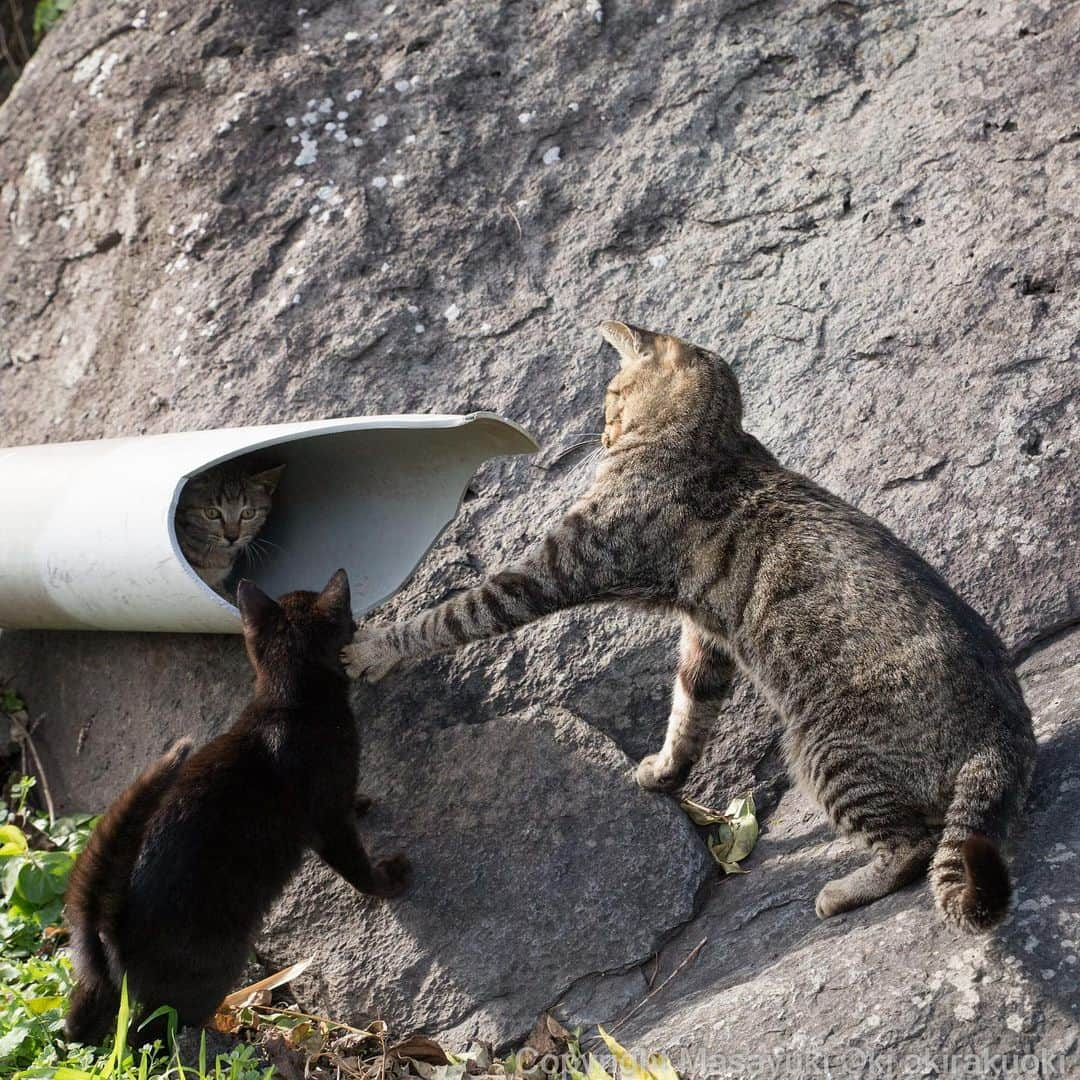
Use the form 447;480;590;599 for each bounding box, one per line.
635;753;686;793
341;627;401;683
814;880;849;920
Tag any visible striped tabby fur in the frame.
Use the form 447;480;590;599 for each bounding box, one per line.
344;321;1035;931
175;464;284;596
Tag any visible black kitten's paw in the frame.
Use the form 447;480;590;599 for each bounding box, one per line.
371;853;412;899
354;795;374;817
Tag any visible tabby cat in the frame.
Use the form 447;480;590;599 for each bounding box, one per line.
344;320;1035;932
65;570;411;1047
175;464;285;596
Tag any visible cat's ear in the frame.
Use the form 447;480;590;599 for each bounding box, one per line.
600;320;694;373
250;465;286;495
599;320;649;369
236;579;282;637
317;568;351;621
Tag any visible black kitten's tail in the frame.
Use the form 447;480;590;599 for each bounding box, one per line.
64;739;193;1043
930;748;1024;932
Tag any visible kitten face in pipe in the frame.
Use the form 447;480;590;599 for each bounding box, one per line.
175;464;284;595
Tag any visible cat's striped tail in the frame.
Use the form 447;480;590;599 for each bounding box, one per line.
64;739;193;1043
929;747;1025;933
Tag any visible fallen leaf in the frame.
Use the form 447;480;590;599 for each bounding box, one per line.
596;1028;680;1080
696;793;759;874
222;957;314;1008
678;799;725;827
390;1034;451;1066
525;1011;573;1055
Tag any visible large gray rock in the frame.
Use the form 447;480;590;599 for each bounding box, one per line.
0;0;1077;1060
262;707;707;1046
622;630;1080;1076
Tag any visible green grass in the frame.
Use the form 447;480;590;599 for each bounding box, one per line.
32;0;75;42
0;777;271;1079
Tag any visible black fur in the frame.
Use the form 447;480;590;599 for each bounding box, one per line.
64;570;411;1047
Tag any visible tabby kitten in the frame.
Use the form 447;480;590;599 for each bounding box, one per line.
65;570;411;1047
344;320;1035;932
175;464;285;596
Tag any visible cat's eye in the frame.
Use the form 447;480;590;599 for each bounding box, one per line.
240;508;256;520
204;508;222;519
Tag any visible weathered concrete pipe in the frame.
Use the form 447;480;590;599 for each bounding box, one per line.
0;413;537;633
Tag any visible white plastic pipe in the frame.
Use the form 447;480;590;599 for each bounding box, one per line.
0;414;537;633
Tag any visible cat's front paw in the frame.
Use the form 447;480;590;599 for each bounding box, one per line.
371;853;412;899
342;627;401;682
635;753;689;793
815;879;854;920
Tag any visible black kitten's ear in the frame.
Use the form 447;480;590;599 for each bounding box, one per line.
317;568;351;621
236;579;282;636
250;464;286;495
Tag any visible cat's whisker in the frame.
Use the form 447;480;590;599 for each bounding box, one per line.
566;446;605;483
534;436;604;474
256;538;281;559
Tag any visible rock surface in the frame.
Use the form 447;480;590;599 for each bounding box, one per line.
0;0;1077;1065
262;707;709;1045
623;631;1080;1076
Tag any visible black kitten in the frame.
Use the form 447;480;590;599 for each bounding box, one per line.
64;570;410;1046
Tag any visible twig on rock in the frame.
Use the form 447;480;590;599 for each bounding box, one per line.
606;937;708;1036
10;711;55;825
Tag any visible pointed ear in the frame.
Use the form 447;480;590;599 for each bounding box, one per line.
599;320;647;369
250;464;285;495
236;579;282;636
316;568;351;621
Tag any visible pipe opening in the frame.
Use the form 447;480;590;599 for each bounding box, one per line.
169;425;502;619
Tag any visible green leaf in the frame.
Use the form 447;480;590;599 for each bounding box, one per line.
2;859;24;902
23;995;64;1016
0;826;29;857
695;792;759;873
646;1053;681;1080
32;0;75;41
0;1022;32;1059
14;863;54;908
706;820;734;863
596;1029;652;1080
585;1056;614;1080
0;688;24;714
724;794;759;863
716;860;749;875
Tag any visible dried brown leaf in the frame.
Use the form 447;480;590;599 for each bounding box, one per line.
524;1012;572;1056
390;1034;451;1065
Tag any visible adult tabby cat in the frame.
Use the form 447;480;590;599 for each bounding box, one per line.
345;320;1035;932
175;464;285;596
65;570;410;1047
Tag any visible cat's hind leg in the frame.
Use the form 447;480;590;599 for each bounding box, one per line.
815;834;936;919
636;619;735;792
